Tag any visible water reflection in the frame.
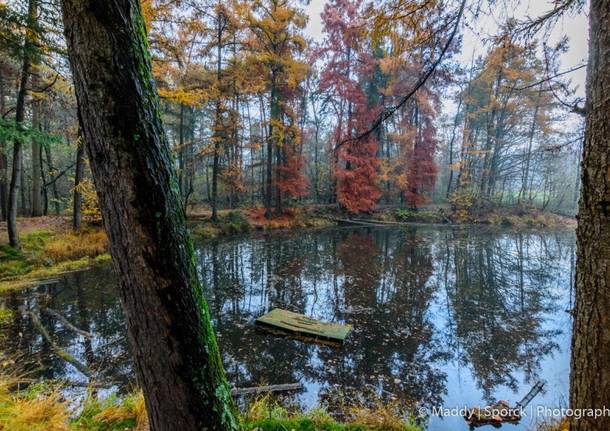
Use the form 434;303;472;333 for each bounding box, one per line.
0;226;575;429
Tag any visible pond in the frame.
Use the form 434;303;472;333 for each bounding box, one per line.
0;225;575;430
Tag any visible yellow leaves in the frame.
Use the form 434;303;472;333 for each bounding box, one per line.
71;178;102;225
158;87;208;107
367;0;439;54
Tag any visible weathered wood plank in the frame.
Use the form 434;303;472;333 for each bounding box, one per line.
256;308;352;343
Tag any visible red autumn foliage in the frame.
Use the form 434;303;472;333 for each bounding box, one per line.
404;119;438;207
319;0;382;214
277;146;309;199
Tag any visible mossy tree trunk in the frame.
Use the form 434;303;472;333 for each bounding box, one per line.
60;1;238;430
570;2;610;431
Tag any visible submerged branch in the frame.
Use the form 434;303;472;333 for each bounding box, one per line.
21;307;92;378
42;307;93;339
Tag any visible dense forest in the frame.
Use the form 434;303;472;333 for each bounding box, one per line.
1;1;608;431
0;0;585;245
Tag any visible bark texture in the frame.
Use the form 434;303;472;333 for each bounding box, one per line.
570;1;610;430
60;1;238;430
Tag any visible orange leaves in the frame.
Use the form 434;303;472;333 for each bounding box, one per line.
277;152;309;198
336;136;382;214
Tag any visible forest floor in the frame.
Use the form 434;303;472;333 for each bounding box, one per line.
0;205;575;292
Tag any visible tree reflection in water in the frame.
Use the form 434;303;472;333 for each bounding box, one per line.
0;226;574;417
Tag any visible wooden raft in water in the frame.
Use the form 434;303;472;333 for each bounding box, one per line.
256;308;352;343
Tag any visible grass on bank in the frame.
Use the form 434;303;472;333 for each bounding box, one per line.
0;380;422;431
536;418;568;431
0;228;110;292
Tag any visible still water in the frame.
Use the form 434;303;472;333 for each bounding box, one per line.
0;226;575;430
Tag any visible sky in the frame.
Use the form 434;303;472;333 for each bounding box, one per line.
304;0;589;99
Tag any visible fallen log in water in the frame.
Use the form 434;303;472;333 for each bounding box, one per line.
231;383;303;396
350;218;406;225
324;217;388;227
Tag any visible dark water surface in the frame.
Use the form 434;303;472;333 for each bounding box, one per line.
0;226;575;430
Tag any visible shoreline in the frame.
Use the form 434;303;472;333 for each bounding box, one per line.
0;208;576;292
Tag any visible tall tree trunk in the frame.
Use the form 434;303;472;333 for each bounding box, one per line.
41;142;49;215
211;9;224;222
19;157;27;215
518;85;542;205
570;2;610;431
60;2;238;431
0;72;7;221
479;66;503;199
265;79;279;219
31;100;43;216
8;0;37;248
177;103;185;202
446;98;462;199
44;144;61;215
72;136;85;231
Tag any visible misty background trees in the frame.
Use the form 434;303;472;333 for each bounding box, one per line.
0;0;586;247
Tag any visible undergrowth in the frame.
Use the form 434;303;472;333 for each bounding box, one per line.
536;418;568;431
0;379;422;431
243;395;421;431
0;228;109;292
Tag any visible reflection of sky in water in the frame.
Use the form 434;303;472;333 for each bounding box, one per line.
0;226;575;431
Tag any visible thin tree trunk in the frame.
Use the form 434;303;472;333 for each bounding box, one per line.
19;157;27;215
446;98;462;198
60;1;238;430
44;144;60;215
0;72;8;221
31;100;43;216
570;2;610;431
211;10;224;222
519;84;542;205
8;0;37;248
265;79;279;219
41;142;49;215
72;136;85;231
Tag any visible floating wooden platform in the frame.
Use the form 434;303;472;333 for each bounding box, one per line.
256;308;352;343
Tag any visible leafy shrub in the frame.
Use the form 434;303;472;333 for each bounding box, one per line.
221;211;252;235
